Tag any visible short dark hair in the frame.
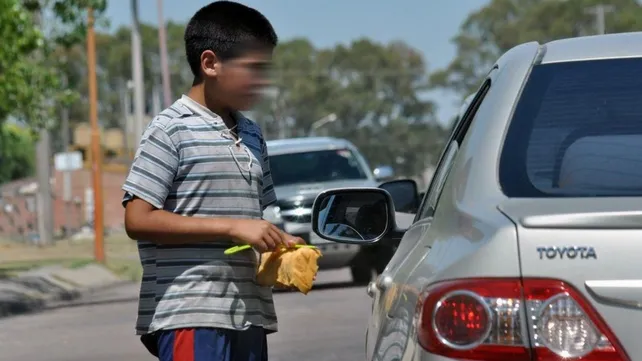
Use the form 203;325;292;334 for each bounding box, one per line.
184;1;278;80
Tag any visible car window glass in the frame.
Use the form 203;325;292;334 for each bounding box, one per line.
269;149;368;186
500;58;642;197
416;79;491;220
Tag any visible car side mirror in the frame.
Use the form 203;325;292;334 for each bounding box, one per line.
312;188;397;245
373;165;394;181
379;179;420;214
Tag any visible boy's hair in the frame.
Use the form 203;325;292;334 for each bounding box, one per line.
184;1;278;83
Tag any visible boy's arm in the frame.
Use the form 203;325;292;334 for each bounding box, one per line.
122;124;281;248
125;197;238;244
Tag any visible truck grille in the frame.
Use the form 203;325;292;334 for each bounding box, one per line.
277;197;315;224
282;214;312;223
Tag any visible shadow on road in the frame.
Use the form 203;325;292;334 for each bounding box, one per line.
274;280;364;294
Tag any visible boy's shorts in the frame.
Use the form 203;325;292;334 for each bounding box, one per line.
140;327;268;361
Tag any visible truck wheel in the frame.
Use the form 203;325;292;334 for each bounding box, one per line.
373;244;397;275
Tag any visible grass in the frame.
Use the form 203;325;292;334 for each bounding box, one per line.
0;233;142;281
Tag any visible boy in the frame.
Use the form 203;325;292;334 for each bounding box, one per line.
122;2;303;360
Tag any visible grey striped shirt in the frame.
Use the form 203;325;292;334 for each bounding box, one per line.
122;95;278;335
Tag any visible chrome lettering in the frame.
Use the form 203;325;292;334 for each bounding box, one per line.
537;246;597;260
585;247;597;259
546;248;557;259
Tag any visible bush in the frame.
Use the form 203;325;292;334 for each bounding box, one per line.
0;123;35;184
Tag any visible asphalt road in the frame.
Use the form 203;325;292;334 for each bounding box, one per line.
0;269;370;361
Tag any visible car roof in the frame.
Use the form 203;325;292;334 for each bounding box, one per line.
266;137;357;156
541;31;642;64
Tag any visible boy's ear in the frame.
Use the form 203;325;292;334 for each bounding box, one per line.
200;50;220;78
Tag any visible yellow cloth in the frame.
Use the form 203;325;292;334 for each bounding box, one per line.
256;247;322;295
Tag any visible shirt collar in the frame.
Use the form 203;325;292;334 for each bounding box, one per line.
179;94;248;131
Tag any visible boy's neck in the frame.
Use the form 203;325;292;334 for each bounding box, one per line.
187;84;237;129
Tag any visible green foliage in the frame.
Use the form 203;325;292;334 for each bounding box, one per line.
0;0;46;125
0;123;35;184
431;0;642;100
253;37;446;177
0;0;106;129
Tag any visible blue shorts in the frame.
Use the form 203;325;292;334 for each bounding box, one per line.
140;327;268;361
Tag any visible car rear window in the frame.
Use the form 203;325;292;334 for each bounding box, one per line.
499;57;642;197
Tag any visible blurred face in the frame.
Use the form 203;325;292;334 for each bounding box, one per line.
200;48;273;111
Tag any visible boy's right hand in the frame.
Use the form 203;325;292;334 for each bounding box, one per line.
229;219;284;252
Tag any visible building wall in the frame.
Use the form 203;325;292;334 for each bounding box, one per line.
0;170;127;239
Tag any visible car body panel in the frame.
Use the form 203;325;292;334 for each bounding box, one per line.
542;32;642;64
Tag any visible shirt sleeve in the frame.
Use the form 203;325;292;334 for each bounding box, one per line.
121;124;179;209
260;137;277;210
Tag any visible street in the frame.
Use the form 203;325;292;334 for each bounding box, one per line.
0;269;370;361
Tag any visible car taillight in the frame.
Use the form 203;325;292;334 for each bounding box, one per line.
414;278;629;361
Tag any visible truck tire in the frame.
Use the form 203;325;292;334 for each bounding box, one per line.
350;249;374;285
351;264;374;285
373;244;397;275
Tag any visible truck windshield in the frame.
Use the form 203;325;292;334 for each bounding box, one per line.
269;149;368;186
499;57;642;197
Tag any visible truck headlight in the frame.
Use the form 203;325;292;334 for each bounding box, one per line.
263;205;283;224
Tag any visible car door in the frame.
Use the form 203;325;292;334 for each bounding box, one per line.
366;78;493;361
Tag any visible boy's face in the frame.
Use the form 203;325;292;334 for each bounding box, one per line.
207;49;273;111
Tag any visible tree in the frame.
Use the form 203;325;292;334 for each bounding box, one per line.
0;0;106;184
254;38;446;177
0;0;107;129
431;0;642;100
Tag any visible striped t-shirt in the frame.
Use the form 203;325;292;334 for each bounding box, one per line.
122;95;278;335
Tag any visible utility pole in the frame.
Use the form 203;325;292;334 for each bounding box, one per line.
157;0;173;107
119;79;130;155
586;4;614;35
87;8;105;263
35;129;53;246
33;7;53;247
60;73;72;238
152;83;161;116
131;0;146;147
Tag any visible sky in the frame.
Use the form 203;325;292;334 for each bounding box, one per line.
105;0;490;125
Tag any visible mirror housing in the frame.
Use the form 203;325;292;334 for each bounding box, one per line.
373;165;394;181
378;179;420;214
312;188;403;245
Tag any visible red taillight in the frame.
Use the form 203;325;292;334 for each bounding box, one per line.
433;291;492;349
415;278;629;361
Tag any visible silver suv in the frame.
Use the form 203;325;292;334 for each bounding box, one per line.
311;32;642;361
263;137;407;283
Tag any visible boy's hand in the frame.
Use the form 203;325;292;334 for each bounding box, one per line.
230;219;284;252
281;232;306;248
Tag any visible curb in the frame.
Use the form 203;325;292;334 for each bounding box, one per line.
43;280;134;310
0;265;129;320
